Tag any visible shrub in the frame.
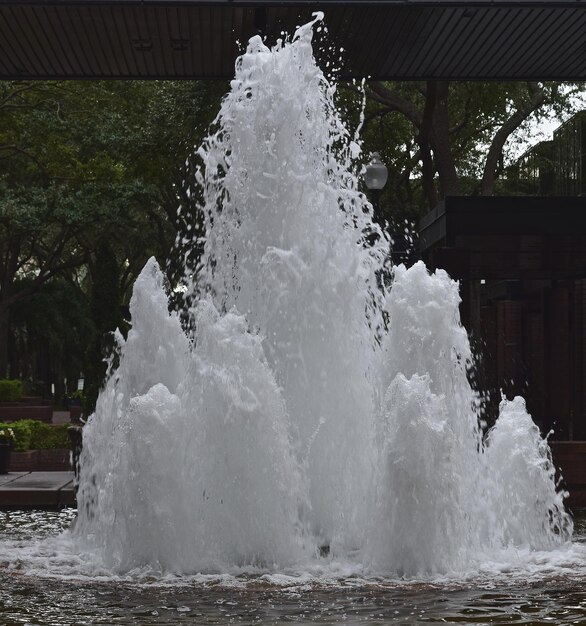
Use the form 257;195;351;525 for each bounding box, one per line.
0;420;70;452
29;422;70;450
0;427;15;444
0;380;23;403
0;420;33;451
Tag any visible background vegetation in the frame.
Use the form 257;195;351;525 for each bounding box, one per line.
0;419;69;451
0;379;23;402
0;78;583;413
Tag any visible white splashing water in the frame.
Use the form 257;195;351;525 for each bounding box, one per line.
72;13;572;578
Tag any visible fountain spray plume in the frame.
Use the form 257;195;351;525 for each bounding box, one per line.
74;12;387;572
73;12;572;578
192;11;389;549
367;263;572;575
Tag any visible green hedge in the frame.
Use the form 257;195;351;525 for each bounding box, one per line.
0;380;23;402
0;420;70;452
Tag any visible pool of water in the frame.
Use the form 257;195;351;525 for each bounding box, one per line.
2;511;586;625
4;576;586;625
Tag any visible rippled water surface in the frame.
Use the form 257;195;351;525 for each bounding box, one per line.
3;510;586;625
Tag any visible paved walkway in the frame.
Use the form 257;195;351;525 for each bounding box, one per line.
52;410;72;425
0;472;75;508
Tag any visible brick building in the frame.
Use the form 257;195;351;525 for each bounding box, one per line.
420;196;586;439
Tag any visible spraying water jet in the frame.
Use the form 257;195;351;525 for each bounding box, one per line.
72;13;572;578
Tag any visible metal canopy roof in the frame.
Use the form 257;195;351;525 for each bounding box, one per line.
0;1;585;80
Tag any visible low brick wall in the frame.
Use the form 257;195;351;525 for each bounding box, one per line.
9;449;71;472
0;405;53;423
19;397;52;406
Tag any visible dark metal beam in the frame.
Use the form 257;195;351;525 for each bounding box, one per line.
0;1;584;79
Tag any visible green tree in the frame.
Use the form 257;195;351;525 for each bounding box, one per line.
10;277;92;398
0;79;223;384
357;81;584;219
84;240;123;414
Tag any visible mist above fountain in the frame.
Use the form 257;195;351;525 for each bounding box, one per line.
73;13;572;578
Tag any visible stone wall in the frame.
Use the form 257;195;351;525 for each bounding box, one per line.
9;449;71;472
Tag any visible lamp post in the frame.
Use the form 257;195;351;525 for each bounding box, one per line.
364;152;388;225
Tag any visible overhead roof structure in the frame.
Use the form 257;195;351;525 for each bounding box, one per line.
0;1;584;80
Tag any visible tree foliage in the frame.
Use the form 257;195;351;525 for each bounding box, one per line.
355;80;585;221
1;75;584;401
0;79;224;390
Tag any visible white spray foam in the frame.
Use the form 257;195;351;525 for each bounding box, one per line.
64;14;574;579
194;12;387;547
75;260;306;573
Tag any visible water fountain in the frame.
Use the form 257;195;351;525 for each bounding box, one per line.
3;17;586;626
68;12;571;580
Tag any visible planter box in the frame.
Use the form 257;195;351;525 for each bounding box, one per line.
0;443;10;473
20;397;52;406
0;406;52;423
8;449;71;472
69;406;82;422
8;450;38;472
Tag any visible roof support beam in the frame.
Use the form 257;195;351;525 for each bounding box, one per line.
0;1;584;79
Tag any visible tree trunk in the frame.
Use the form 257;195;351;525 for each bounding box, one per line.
417;82;440;208
427;82;461;197
0;304;10;379
419;139;439;208
481;82;546;195
415;82;461;203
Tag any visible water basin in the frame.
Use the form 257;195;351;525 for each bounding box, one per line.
2;510;586;625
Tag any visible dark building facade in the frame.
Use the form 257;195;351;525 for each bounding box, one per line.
555;111;586;196
420;196;586;441
421;113;586;440
511;111;586;196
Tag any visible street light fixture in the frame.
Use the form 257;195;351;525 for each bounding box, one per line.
364;152;388;224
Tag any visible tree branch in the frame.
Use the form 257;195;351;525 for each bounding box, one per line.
481;82;546;195
0;144;49;175
366;82;423;128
